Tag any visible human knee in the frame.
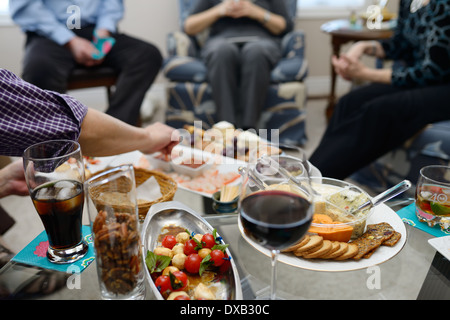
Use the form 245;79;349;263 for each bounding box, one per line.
205;41;238;63
145;42;163;68
138;42;163;72
241;42;272;64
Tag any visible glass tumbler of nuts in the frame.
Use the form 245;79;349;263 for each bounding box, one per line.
85;164;145;300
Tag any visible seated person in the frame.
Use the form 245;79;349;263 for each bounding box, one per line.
0;68;179;276
10;0;163;126
184;0;293;129
309;0;450;180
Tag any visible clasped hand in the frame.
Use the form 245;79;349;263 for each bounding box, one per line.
219;0;259;20
332;53;371;82
332;42;369;81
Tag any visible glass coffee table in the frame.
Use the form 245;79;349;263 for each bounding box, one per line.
1;149;449;300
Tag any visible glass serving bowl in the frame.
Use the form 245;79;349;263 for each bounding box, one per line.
309;177;374;242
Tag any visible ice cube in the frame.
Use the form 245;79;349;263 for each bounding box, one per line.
53;180;75;189
420;190;432;199
35;186;55;200
56;187;73;201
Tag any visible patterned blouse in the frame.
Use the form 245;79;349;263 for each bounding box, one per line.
381;0;450;87
0;69;88;157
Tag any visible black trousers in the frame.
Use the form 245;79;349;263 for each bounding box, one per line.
22;26;163;126
309;83;450;180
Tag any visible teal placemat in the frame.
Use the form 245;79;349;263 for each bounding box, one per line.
12;226;95;273
396;203;450;237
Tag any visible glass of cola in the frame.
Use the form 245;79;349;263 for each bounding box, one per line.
23;140;88;264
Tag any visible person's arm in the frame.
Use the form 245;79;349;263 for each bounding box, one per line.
9;0;75;46
0;69;179;157
332;54;392;84
95;0;124;35
78;109;179;157
231;0;287;35
184;0;224;35
344;40;386;62
184;0;288;36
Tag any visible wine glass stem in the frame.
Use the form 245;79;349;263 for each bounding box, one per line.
270;249;279;300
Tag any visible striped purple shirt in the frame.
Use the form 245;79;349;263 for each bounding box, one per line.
0;69;88;157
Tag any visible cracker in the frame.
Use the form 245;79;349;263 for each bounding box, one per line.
322;242;348;259
363;230;402;258
362;249;376;259
294;235;323;256
282;235;310;252
352;222;395;260
382;231;401;247
334;243;358;260
303;240;333;259
322;241;340;256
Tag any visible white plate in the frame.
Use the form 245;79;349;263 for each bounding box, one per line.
168;145;322;198
162;145;246;198
428;236;450;261
87;150;142;173
238;203;407;272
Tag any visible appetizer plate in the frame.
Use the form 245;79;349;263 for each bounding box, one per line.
238;203;407;272
159;145;246;198
87;151;142;173
166;145;321;198
141;201;243;300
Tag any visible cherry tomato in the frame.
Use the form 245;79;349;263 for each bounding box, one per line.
162;235;177;249
210;249;225;267
183;239;198;256
174;294;190;300
201;233;216;249
184;253;202;274
155;275;171;293
171;271;188;291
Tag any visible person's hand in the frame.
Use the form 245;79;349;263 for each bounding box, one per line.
94;28;111;38
218;0;262;20
332;54;367;81
0;160;29;198
66;36;103;67
228;0;259;19
141;122;180;156
216;0;235;17
344;41;368;62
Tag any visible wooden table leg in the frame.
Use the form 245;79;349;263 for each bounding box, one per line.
326;35;349;121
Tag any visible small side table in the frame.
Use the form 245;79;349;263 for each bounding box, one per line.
321;19;393;120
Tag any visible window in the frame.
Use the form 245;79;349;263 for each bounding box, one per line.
298;0;369;19
0;0;11;26
0;0;8;14
299;0;366;9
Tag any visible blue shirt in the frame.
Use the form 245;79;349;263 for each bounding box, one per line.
9;0;124;45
